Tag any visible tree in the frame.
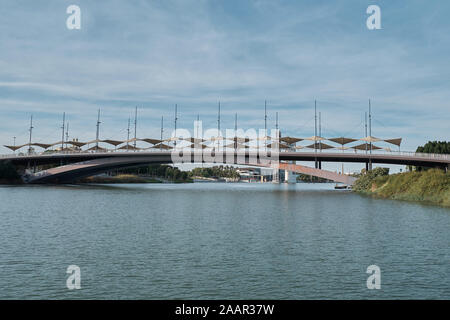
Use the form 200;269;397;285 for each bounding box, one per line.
415;141;449;171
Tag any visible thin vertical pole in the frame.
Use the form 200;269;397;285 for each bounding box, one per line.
319;111;322;152
96;109;100;151
275;111;279;148
65;122;69;149
264;100;267;151
61;112;65;152
28;115;33;154
318;111;322;168
126;118;130;151
160;116;164;151
134;106;138;150
365;112;368;153
174;104;178;148
276;112;278;130
264;100;267;135
13;136;16;154
234;112;237;150
369;99;372;170
314;100;317;168
364;111;368;171
217;101;221;152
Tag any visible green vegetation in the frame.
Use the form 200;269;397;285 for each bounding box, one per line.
80;174;162;184
113;164;192;182
414;141;449;171
416;141;450;154
354;168;450;207
108;165;240;182
189;166;240;179
0;161;22;184
353;167;390;191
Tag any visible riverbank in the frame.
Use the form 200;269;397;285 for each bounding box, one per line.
78;174;194;184
78;174;163;184
354;168;449;207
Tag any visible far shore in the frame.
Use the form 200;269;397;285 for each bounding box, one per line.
78;174;191;184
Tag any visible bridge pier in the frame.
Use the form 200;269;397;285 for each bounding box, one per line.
272;167;280;183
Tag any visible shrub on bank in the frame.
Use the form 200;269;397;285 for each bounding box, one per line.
354;168;450;207
352;167;389;192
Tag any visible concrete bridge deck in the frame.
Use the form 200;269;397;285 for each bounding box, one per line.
2;150;449;167
2;150;448;184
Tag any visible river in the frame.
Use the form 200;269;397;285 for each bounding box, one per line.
0;183;448;299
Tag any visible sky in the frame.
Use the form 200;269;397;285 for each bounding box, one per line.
0;0;449;172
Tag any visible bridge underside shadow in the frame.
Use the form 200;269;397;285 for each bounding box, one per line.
24;154;356;185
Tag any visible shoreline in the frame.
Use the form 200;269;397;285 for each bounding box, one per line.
353;168;449;208
77;174;192;184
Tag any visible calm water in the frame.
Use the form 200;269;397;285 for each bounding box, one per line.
0;183;448;299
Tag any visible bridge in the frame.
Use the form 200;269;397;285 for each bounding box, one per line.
1;149;448;185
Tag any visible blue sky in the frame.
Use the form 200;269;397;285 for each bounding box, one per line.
0;0;449;171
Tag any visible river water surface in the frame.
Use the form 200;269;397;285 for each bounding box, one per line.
0;183;448;299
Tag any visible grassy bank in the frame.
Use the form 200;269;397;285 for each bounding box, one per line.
354;168;450;207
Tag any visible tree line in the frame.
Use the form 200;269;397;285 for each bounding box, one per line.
416;141;450;154
414;141;449;171
189;165;240;179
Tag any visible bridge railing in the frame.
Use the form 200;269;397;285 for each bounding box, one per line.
1;148;449;161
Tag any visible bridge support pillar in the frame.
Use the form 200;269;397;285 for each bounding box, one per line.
272;168;280;183
284;170;297;184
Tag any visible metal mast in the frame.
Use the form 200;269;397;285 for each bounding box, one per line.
275;111;279;145
368;99;372;170
365;111;368;153
174;104;178;148
61;112;65;152
319;111;322;152
134;106;138;149
234;112;238;150
264;100;267;134
314;100;317;168
126;117;130;151
28;115;33;154
95;109;100;150
264;100;267;151
276;112;278;130
65;122;69;149
160;116;164;151
217;101;221;151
